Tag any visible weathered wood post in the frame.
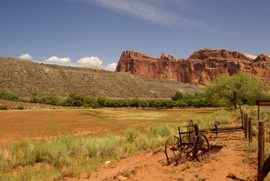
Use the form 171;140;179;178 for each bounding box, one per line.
244;114;248;139
248;117;252;143
258;155;270;181
258;121;265;175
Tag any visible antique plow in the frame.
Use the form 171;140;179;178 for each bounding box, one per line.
165;122;210;165
164;120;244;165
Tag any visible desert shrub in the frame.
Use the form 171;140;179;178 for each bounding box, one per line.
245;141;258;153
125;127;140;142
30;89;61;105
15;105;24;110
0;89;19;101
149;125;171;137
0;125;172;180
212;109;233;124
0;105;8;110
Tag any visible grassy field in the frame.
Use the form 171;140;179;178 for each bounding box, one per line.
0;107;239;181
0;107;218;146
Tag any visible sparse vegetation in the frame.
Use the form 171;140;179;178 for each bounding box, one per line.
0;89;19;101
0;125;172;180
15;105;24;110
30;88;61;105
0;105;8;110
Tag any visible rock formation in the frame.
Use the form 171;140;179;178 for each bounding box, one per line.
116;49;270;87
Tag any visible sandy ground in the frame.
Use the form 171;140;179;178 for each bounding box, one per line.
66;132;257;181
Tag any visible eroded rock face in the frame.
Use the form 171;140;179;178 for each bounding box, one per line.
116;49;270;87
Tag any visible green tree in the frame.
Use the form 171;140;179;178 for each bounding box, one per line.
97;96;107;107
84;96;95;107
130;97;141;108
204;72;269;108
66;91;85;107
171;92;184;101
0;89;19;101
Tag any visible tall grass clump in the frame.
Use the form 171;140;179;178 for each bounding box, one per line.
212;109;233;124
0;125;174;180
149;124;171;137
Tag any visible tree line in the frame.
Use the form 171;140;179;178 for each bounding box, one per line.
0;72;269;109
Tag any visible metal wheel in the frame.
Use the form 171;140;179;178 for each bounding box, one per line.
193;135;210;162
165;136;181;165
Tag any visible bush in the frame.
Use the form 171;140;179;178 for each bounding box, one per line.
15;105;24;110
30;89;61;105
125;127;140;142
149;125;171;137
171;92;184;101
0;89;19;101
0;105;8;110
84;96;95;107
91;101;100;109
97;96;107;107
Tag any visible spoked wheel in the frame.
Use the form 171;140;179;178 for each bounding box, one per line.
165;136;181;165
193;135;210;162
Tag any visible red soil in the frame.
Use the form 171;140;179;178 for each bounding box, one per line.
67;132;257;181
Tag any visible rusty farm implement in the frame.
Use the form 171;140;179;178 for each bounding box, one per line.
164;120;244;165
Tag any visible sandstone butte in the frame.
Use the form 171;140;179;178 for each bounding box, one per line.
116;48;270;87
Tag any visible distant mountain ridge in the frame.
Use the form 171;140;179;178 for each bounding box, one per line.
116;48;270;87
0;57;200;99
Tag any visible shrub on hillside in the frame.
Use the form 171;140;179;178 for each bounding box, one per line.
0;105;8;110
30;89;61;105
15;105;24;110
0;89;19;101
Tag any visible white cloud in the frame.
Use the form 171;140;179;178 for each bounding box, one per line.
105;63;117;71
68;0;202;27
18;53;32;60
44;56;71;64
77;56;102;66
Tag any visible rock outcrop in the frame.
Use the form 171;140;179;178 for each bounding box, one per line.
116;49;270;87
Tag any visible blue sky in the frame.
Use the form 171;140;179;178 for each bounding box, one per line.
1;0;270;70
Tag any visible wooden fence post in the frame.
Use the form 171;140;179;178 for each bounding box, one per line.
258;121;265;175
249;118;252;142
244;114;248;139
244;114;246;138
258;155;270;181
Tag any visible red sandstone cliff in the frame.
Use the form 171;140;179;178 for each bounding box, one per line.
116;49;270;87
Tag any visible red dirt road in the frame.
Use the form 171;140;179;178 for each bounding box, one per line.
67;132;257;181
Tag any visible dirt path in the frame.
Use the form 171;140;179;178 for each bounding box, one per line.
67;132;257;181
